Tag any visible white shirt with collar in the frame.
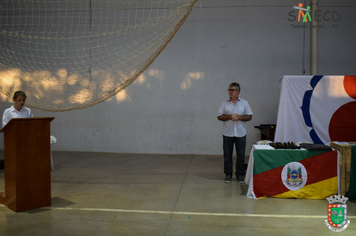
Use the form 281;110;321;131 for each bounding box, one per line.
2;106;34;127
218;97;253;137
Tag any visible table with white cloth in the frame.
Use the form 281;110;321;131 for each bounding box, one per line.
245;145;339;199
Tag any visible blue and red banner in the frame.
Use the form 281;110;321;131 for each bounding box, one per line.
274;75;356;144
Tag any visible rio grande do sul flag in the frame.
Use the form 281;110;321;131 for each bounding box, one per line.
253;149;337;199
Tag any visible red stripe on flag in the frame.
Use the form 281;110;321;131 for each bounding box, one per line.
300;151;337;185
253;166;287;198
253;151;337;198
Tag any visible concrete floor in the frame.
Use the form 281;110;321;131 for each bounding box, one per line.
0;151;355;236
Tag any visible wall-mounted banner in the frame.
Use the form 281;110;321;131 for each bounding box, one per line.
274;75;356;144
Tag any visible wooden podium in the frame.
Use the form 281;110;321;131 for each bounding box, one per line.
0;117;54;212
330;142;356;196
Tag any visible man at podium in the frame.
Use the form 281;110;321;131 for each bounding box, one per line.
1;91;33;169
0;94;53;211
2;91;33;127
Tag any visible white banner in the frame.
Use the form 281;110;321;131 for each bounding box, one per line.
274;75;356;144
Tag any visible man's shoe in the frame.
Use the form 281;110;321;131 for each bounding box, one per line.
224;175;232;183
237;176;245;183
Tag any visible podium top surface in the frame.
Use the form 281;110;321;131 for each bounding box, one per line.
330;141;356;147
0;117;55;132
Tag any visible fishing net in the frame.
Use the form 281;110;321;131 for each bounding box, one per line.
0;0;198;111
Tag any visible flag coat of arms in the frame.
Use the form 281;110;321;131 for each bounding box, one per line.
253;149;337;199
328;204;347;227
325;195;350;232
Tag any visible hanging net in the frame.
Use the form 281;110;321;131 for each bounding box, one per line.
0;0;198;111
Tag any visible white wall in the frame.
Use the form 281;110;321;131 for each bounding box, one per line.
1;0;356;155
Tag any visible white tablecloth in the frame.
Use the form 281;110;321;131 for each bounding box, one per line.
245;145;274;198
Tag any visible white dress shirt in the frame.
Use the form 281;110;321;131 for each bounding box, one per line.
2;106;34;127
218;97;253;137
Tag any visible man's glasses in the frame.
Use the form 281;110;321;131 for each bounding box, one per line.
227;89;237;92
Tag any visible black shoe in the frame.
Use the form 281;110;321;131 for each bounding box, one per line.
237;176;244;183
224;175;232;183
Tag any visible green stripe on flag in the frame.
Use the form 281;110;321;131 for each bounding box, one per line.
253;149;329;175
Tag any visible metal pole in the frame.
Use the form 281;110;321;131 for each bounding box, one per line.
310;0;318;75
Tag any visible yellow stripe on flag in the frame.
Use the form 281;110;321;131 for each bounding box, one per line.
272;177;337;199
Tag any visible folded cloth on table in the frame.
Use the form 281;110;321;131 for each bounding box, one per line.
299;143;332;151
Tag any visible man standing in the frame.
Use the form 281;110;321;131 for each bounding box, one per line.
217;82;253;183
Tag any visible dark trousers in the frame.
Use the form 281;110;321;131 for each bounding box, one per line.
223;135;246;177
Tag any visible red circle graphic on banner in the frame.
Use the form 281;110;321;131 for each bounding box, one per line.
329;101;356;142
344;76;356;99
